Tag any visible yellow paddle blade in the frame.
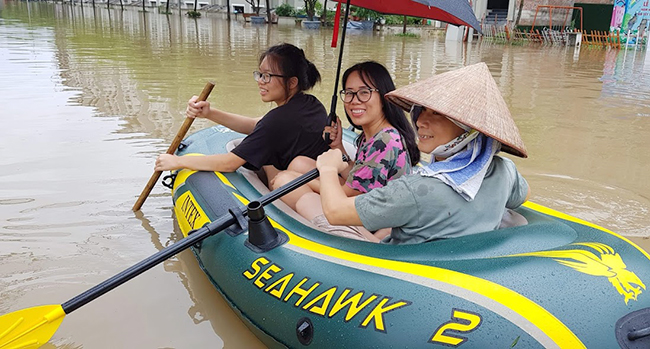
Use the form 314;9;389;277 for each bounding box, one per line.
0;305;65;349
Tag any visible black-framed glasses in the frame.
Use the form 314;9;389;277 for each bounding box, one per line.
253;71;287;83
339;87;379;103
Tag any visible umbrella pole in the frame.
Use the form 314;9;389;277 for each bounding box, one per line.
327;0;352;126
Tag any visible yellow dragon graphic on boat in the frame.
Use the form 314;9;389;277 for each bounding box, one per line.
510;242;646;304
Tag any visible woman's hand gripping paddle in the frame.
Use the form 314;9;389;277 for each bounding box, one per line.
132;81;215;212
0;168;320;349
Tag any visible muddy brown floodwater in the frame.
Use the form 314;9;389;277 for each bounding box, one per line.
1;1;649;348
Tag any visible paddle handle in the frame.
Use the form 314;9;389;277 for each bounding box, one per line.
63;168;319;314
132;82;215;212
324;0;352;144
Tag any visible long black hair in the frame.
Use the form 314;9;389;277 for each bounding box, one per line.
341;61;420;165
260;43;321;103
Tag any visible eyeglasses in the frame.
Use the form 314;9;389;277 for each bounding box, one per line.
253;71;287;83
339;87;379;103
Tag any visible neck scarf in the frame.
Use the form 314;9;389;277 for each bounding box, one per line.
416;133;500;201
431;129;478;159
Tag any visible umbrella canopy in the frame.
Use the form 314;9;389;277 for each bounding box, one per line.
333;0;482;32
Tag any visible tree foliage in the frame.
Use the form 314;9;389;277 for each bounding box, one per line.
275;3;296;17
350;6;421;25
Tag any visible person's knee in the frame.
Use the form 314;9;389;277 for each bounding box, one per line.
270;170;300;190
287;156;316;174
296;192;322;219
296;192;319;208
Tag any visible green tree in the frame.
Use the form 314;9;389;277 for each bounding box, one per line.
352;6;380;20
304;0;318;21
275;3;295;17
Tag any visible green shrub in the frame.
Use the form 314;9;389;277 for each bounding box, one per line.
322;9;336;21
348;6;419;24
383;15;422;25
275;3;295;17
396;32;420;38
186;10;201;17
351;6;380;20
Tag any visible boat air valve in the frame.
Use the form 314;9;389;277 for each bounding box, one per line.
244;201;288;252
296;317;314;345
615;307;650;348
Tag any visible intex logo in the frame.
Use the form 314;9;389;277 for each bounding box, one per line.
180;195;202;230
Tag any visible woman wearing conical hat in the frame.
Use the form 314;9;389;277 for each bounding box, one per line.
315;63;530;244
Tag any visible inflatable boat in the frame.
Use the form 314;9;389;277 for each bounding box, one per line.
168;126;650;348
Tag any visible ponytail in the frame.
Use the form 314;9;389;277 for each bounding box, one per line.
305;61;321;90
259;43;321;100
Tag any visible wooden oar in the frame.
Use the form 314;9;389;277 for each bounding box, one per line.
132;81;215;212
0;168;320;349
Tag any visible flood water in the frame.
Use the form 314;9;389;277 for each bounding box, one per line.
1;1;649;347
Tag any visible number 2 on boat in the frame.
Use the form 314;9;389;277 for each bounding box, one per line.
429;309;482;346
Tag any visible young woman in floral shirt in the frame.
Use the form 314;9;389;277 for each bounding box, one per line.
272;61;419;241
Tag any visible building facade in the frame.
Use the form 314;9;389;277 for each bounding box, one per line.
473;0;615;28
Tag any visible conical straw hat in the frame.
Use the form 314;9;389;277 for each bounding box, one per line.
385;62;527;158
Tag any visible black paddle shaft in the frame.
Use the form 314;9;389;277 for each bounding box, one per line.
61;169;319;314
324;0;352;144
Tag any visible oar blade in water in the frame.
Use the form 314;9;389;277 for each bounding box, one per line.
0;305;65;349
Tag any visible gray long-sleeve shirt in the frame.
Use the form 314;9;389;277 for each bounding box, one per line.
355;156;529;245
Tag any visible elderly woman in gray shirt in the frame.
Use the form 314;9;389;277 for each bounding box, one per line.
315;62;530;244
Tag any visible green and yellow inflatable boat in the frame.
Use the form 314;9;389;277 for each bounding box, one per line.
169;126;650;348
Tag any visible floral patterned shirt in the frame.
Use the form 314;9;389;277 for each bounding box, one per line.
346;127;411;193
